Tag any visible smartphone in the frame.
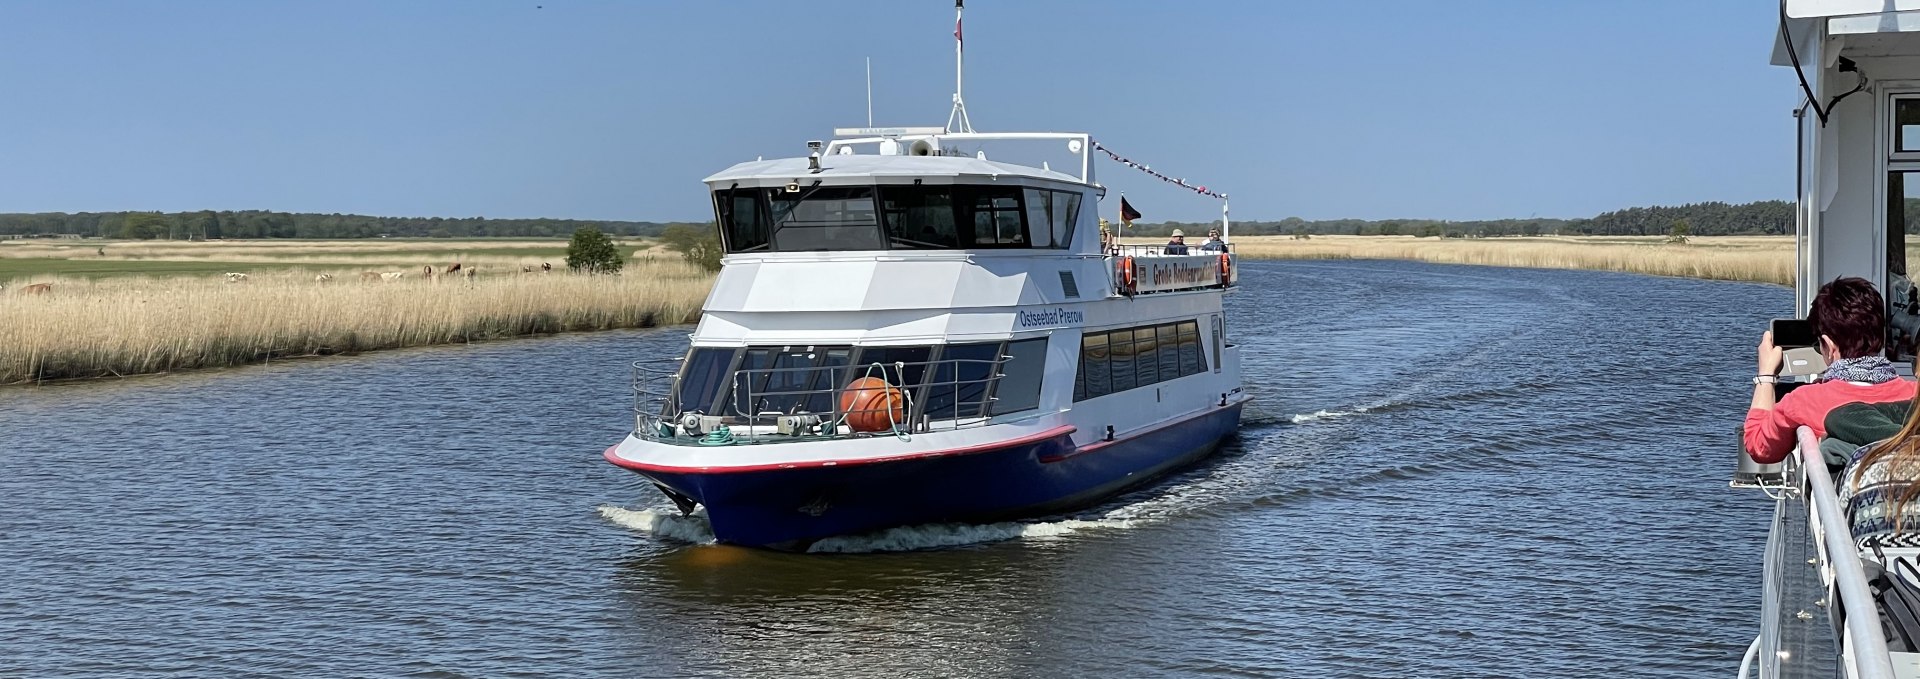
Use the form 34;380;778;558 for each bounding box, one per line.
1771;318;1817;348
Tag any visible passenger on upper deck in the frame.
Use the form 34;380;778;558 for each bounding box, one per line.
1837;393;1920;547
1200;229;1227;252
1745;277;1918;464
1164;229;1189;255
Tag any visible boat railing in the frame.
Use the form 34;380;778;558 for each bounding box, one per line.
631;354;1014;445
1104;244;1238;296
1743;427;1896;679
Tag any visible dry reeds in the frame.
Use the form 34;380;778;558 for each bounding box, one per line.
0;261;712;384
1208;235;1794;286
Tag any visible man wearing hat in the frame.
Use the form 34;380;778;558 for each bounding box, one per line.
1163;229;1190;255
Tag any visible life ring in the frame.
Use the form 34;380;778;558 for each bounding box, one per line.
1118;256;1136;295
1218;252;1231;287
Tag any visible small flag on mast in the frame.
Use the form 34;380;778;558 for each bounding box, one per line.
1120;196;1142;227
954;0;963;47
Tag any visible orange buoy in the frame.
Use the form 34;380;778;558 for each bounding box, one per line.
1119;256;1136;294
1218;252;1231;286
840;376;905;432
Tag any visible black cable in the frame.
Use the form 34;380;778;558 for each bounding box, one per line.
1828;59;1868;112
1782;0;1828;126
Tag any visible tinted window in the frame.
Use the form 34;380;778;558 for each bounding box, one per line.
1108;329;1136;392
1079;332;1110;400
991;338;1048;415
1155;324;1181;381
853;346;933;390
880;186;961;249
769;186;883;251
964;187;1027;247
716;189;770;252
925;343;1002;420
1178;321;1206;374
1023;189;1056;248
1050;190;1081;249
1133;327;1160;387
676;347;735;414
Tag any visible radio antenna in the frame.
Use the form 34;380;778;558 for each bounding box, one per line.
944;0;974;133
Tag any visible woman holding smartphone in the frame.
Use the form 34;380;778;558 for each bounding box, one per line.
1745;277;1917;464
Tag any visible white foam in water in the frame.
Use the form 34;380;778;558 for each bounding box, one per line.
1287;404;1378;423
596;505;717;545
806;517;1132;553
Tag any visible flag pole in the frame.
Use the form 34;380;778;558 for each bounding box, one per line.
945;0;973;133
1222;196;1231;242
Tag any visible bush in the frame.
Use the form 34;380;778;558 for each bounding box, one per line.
566;227;624;273
659;224;723;273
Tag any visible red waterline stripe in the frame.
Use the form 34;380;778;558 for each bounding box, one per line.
604;425;1078;475
1038;400;1247;464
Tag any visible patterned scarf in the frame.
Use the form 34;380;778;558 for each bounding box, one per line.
1824;355;1900;384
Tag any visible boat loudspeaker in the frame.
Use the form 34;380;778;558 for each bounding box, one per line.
908;138;939;156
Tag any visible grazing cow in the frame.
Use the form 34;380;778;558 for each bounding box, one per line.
464;266;476;280
360;271;382;281
446;262;463;275
423;265;434;278
380;272;405;282
541;262;552;272
314;274;335;282
22;283;52;295
521;265;534;273
224;272;249;283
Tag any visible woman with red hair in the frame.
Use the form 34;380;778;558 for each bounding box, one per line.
1746;277;1917;464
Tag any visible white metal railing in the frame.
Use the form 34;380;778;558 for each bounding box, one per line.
1796;427;1896;679
632;354;1012;445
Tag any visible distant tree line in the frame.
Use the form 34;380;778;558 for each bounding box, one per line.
0;210;704;240
1123;200;1794;239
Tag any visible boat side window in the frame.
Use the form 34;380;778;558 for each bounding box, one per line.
1074;320;1212;401
1177;321;1206;374
990;337;1048;415
924;342;1002;420
1050;190;1081;249
767;186;884;252
715;188;771;253
1108;329;1137;392
1890;99;1920;360
1077;332;1110;401
878;185;962;249
963;186;1028;248
1023;189;1056;248
676;347;736;414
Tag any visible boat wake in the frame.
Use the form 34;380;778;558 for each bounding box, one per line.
597;503;1135;552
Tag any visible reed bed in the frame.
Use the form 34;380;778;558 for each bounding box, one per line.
0;261;712;384
1209;235;1795;286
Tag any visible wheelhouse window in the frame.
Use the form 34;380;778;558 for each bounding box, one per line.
881;186;962;249
769;186;883;251
716;188;770;252
713;183;1083;253
964;187;1028;248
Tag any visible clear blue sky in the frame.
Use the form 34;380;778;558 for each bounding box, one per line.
0;1;1792;223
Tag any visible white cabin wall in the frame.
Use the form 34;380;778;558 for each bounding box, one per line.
1815;72;1879;287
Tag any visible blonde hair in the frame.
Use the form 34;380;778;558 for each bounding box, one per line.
1854;389;1920;536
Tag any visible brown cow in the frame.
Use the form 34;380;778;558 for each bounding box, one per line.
446;262;463;275
423;265;434;278
21;283;52;295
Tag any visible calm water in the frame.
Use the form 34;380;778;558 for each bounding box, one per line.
0;260;1782;677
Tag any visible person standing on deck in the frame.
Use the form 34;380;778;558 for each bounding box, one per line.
1745;277;1918;464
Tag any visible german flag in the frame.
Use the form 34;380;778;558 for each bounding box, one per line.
1120;196;1142;227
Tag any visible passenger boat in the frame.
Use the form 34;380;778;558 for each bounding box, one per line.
1741;4;1920;676
602;2;1246;550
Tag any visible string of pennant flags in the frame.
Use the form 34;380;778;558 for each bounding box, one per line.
1090;140;1227;200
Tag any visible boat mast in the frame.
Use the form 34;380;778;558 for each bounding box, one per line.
945;0;974;133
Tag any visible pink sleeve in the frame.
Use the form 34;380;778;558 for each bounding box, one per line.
1744;404;1798;464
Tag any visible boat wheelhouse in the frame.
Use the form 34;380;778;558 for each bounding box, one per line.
1741;4;1920;677
602;127;1247;549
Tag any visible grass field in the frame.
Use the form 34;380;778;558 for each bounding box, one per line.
0;238;706;384
1171;234;1797;286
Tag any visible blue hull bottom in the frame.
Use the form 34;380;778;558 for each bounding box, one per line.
620;404;1244;549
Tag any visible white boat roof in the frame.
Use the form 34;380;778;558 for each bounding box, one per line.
704;155;1086;186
